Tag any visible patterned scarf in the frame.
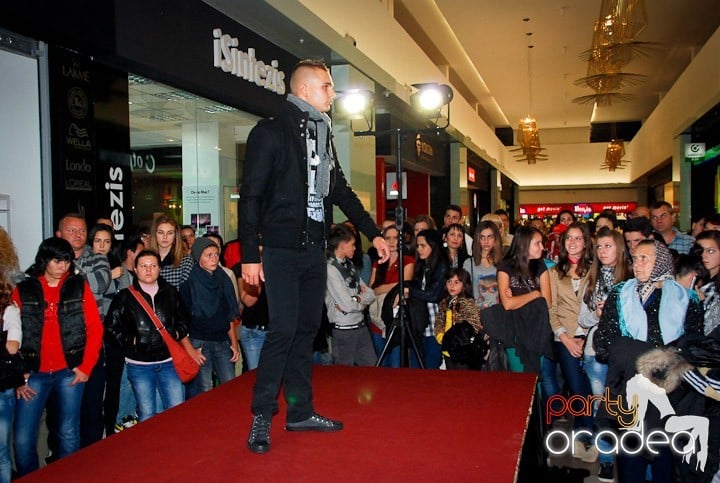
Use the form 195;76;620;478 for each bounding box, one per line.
330;256;359;290
287;93;333;197
589;264;616;311
636;240;674;305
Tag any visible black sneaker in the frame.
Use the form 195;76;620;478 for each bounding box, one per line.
597;462;614;482
247;414;271;454
285;412;343;432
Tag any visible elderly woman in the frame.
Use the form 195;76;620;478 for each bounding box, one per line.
12;238;103;476
594;239;703;483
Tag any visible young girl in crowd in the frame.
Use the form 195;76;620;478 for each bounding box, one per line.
369;225;414;367
548;222;595;461
546;210;576;262
579;227;631;399
695;230;720;336
495;225;552;373
106;250;200;422
88;223;122;318
410;215;436;257
434;268;481;370
443;223;470;269
149;215;193;289
406;229;449;369
577;226;631;481
463;221;502;310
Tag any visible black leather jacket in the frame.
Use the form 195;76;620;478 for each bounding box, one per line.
105;277;189;362
238;101;381;263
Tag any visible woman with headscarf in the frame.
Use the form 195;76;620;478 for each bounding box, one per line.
594;239;703;483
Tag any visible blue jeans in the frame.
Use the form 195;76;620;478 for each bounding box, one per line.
186;338;236;398
423;335;442;369
618;446;673;483
240;326;267;371
584;353;612;464
555;341;593;431
540;356;560;423
116;364;138;422
126;360;184;422
583;354;608;413
372;332;400;368
14;370;84;476
0;388;14;483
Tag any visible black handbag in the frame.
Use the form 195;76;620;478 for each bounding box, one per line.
482;339;509;371
0;329;24;391
441;321;489;370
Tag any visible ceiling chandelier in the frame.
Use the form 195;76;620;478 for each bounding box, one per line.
511;44;547;164
572;0;652;106
601;139;630;171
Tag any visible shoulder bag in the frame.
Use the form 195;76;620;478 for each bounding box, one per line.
128;287;199;383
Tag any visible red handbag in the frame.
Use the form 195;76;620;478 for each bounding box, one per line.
128;286;200;383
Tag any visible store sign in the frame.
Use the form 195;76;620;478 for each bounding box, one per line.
685;142;706;158
468;166;476;183
212;28;286;95
520;202;638;216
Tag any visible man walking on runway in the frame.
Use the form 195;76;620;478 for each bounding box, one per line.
239;59;389;454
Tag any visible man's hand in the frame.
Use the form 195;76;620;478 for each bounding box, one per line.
373;236;390;263
242;263;265;286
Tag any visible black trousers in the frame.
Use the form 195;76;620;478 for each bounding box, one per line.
251;241;327;423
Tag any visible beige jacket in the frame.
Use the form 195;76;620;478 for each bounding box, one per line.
548;267;589;341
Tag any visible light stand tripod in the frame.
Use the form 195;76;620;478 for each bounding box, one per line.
375;129;424;368
336;83;453;367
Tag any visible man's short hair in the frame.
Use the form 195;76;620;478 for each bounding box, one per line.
624;216;653;237
446;204;462;215
651;201;673;212
290;59;329;80
58;212;86;230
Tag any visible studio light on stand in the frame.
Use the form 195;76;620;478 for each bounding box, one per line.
336;83;453;368
336;89;375;132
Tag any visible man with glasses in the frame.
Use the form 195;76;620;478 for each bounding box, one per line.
650;201;695;255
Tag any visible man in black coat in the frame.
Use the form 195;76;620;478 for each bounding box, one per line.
239;59;389;453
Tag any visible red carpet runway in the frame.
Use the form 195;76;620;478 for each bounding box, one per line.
19;366;537;482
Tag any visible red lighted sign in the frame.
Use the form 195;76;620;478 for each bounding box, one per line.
468;167;476;183
520;202;637;216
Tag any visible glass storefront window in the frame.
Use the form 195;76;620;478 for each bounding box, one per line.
128;74;258;243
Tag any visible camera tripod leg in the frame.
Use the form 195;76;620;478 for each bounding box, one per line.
375;323;399;367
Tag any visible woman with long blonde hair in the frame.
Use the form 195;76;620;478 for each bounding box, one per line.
148;215;193;288
0;227;22;483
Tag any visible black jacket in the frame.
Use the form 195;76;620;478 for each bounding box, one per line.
105;277;189;362
238;101;381;263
